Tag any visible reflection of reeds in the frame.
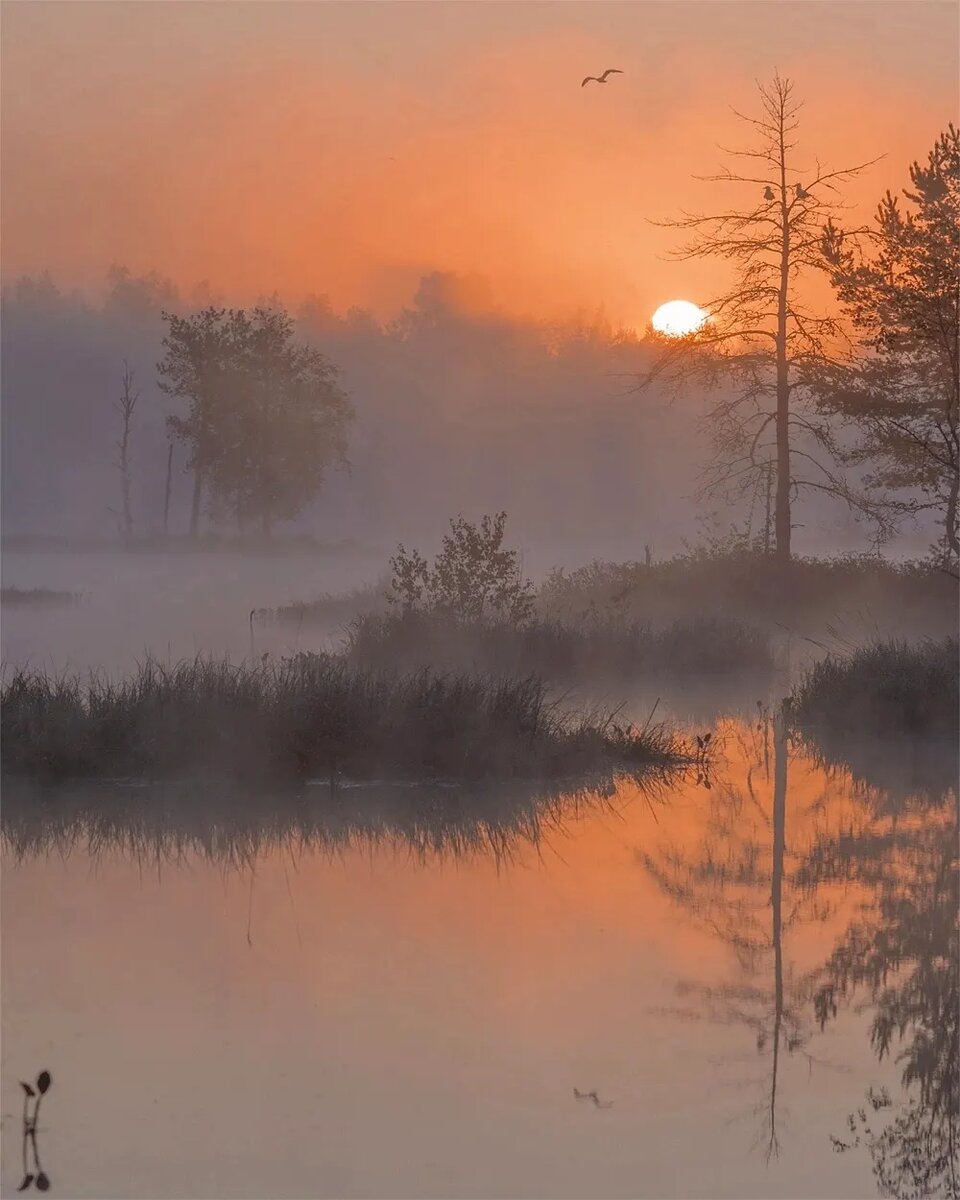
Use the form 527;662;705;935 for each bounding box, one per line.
1;768;678;868
1;654;686;784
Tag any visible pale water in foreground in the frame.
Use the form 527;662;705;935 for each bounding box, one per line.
2;721;956;1198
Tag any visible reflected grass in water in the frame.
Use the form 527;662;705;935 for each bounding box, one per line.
1;766;680;868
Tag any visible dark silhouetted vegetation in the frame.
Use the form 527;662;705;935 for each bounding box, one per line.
538;549;957;639
159;305;353;538
791;638;958;740
818;125;960;573
267;578;388;627
637;73;882;563
1;655;686;785
388;512;535;623
1;587;81;610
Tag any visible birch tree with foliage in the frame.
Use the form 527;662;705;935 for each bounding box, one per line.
816;126;960;574
639;73;880;563
158;306;352;538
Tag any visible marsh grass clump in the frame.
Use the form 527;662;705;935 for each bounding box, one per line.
790;638;959;740
268;578;388;627
539;551;957;640
346;610;773;680
1;587;80;610
0;655;685;785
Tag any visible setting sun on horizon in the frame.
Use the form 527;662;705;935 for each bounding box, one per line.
651;299;708;337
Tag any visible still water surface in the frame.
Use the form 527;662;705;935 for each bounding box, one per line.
2;720;956;1198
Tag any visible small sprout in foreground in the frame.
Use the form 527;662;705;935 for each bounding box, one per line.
36;1173;50;1192
17;1175;34;1192
36;1072;51;1095
20;1082;35;1098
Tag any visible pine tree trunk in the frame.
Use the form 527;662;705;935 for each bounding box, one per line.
768;706;788;1153
775;122;792;565
946;463;959;563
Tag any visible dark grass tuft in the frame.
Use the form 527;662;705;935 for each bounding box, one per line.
264;578;388;627
790;638;959;741
1;655;687;785
1;586;81;609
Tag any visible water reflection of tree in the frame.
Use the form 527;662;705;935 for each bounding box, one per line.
641;711;833;1160
800;764;959;1198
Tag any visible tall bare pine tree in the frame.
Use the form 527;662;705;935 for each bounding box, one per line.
641;74;879;562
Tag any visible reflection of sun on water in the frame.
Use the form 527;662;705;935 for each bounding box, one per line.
652;299;707;337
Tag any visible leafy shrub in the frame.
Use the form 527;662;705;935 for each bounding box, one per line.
389;512;535;624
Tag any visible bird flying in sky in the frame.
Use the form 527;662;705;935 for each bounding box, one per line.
581;69;623;87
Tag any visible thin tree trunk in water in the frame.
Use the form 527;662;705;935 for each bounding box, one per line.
767;705;788;1160
163;442;173;537
117;362;138;541
119;424;133;539
775;112;792;566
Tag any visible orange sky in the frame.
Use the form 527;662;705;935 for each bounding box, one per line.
2;1;957;326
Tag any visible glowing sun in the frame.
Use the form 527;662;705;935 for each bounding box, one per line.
651;299;707;337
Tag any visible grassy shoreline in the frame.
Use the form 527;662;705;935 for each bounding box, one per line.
1;654;687;786
790;638;958;740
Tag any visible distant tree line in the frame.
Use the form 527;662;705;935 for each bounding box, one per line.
1;103;955;561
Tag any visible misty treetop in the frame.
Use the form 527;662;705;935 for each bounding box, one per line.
388;512;535;624
158;305;353;538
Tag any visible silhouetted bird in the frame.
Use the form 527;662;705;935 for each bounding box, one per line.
581;69;623;87
763;186;775;201
795;183;809;199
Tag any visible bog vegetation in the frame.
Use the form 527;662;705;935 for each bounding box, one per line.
0;655;685;785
